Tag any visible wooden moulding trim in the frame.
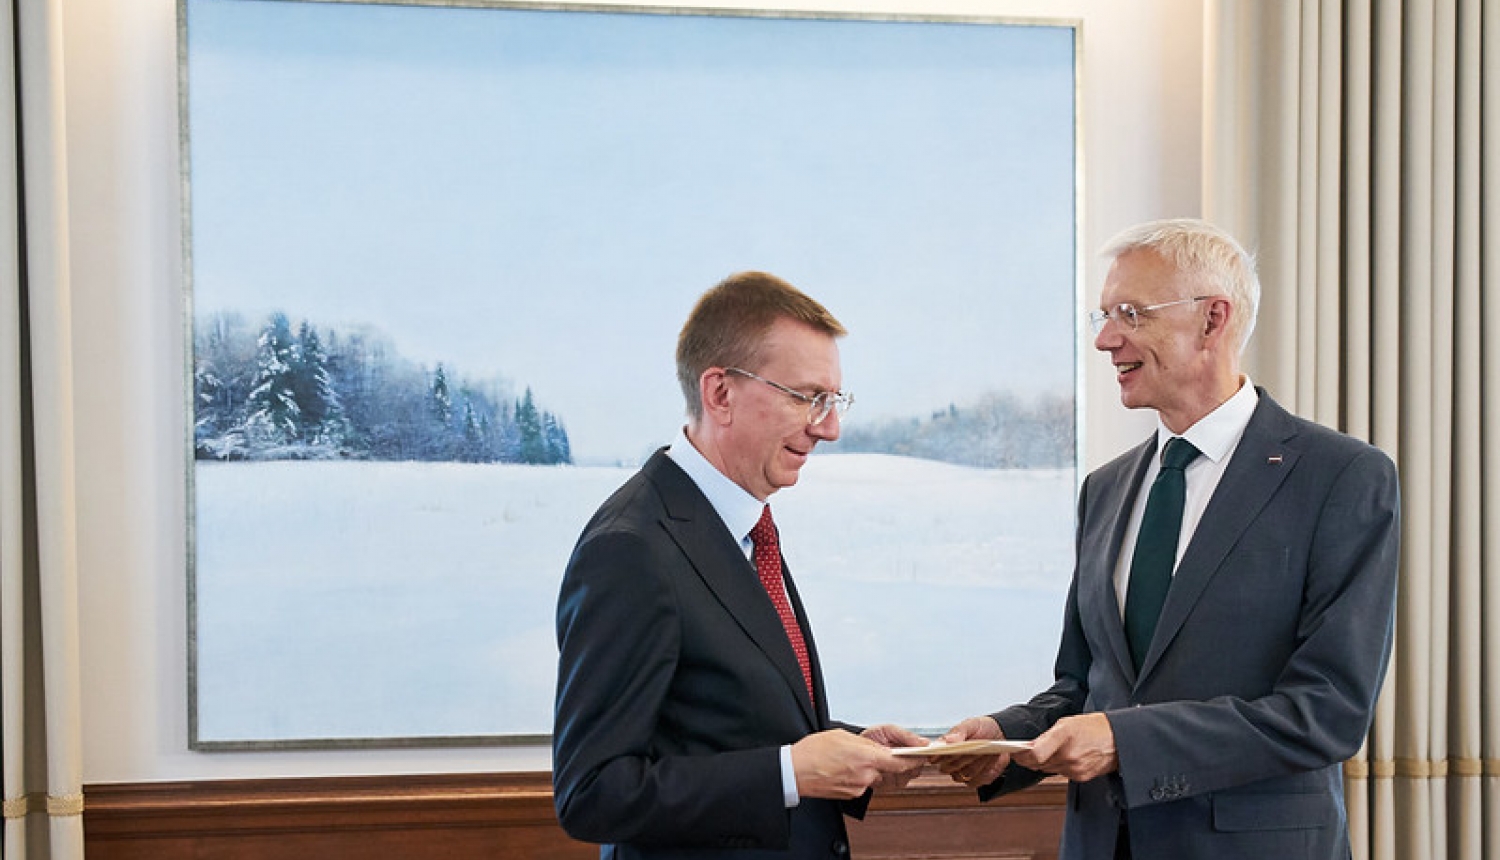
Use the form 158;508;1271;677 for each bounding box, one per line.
83;771;561;838
83;770;1068;839
866;772;1068;811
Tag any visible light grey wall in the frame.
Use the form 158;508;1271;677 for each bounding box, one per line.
65;0;1203;783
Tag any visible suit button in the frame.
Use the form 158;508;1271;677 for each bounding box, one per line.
831;839;849;857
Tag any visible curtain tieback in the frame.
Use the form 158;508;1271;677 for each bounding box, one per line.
1;791;85;818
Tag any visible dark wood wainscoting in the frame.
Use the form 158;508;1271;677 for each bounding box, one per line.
852;773;1065;860
84;770;1064;860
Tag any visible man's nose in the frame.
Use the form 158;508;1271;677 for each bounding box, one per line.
809;409;840;441
1093;320;1123;352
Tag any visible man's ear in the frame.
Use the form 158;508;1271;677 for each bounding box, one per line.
1203;297;1233;343
700;368;734;423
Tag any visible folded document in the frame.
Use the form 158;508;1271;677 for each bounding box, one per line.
891;739;1033;757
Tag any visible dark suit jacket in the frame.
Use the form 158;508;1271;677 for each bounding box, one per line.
553;450;862;860
985;391;1400;860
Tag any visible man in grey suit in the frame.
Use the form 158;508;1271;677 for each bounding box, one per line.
937;219;1400;859
553;271;925;859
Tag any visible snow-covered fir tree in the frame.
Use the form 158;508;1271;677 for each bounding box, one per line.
291;321;348;448
244;312;302;445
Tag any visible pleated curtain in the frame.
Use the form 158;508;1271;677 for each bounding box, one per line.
1;0;88;857
1203;1;1498;858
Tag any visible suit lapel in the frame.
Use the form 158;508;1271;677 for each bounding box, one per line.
780;564;831;725
1088;438;1158;684
646;453;819;727
1137;396;1300;680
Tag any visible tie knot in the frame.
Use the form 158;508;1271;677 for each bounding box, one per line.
751;505;777;548
1161;437;1201;471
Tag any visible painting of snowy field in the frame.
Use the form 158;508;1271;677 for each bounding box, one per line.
182;0;1081;746
192;453;1074;745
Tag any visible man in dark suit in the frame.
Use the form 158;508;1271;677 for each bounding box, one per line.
937;219;1400;859
553;271;926;859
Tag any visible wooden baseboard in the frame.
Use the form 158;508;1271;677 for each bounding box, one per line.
852;772;1065;860
84;770;1064;860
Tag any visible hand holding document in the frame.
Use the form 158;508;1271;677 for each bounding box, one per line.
927;716;1019;787
891;738;1033;757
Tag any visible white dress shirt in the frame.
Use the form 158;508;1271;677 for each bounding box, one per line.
1113;378;1260;618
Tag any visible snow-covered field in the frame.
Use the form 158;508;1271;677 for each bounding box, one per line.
193;453;1075;744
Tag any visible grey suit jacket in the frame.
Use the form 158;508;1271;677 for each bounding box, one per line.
553;450;862;860
985;391;1400;860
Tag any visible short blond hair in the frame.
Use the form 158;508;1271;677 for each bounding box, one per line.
1102;218;1261;353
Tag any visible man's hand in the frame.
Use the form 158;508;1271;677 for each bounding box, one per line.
933;716;1010;788
859;724;930;790
1012;712;1118;782
860;722;927;749
791;729;922;800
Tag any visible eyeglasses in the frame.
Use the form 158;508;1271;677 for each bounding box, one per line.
725;367;854;425
1086;296;1213;334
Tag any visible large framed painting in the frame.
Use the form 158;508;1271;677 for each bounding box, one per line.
183;0;1081;748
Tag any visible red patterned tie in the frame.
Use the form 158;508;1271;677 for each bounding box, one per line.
750;505;815;707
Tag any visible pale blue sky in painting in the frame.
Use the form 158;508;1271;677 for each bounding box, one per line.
185;0;1077;464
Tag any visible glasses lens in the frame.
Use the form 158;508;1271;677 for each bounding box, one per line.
811;394;834;425
1087;310;1107;334
1107;304;1145;330
808;392;852;424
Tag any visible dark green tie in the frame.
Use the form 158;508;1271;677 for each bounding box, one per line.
1124;437;1201;672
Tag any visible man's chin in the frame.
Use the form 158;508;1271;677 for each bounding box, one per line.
1115;378;1149;409
772;466;804;492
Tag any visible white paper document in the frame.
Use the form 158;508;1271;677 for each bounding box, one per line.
890;738;1033;757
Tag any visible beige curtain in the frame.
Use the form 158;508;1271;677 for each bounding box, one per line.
1;0;86;857
1204;1;1498;858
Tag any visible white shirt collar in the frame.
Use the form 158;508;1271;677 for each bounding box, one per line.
665;426;766;547
1156;376;1259;464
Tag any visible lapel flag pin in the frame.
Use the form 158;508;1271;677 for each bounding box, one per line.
1267;455;1283;464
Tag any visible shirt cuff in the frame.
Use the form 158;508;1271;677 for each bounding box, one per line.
780;744;801;808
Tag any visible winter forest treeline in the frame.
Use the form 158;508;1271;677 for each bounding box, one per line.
838;392;1074;469
193;312;572;464
194;311;1073;469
